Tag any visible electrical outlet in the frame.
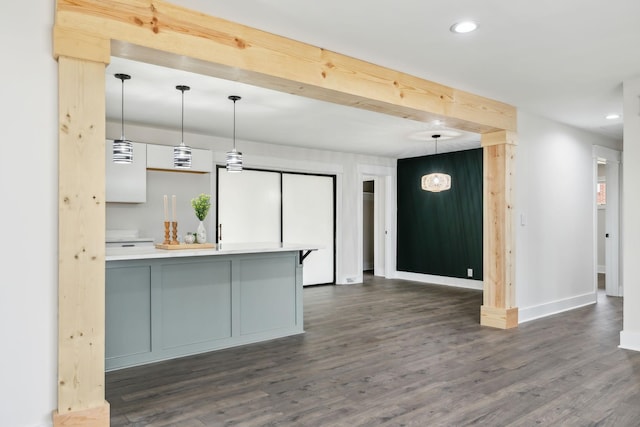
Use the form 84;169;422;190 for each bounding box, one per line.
467;268;473;278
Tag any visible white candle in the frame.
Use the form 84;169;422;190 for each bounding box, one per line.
172;195;177;221
163;195;168;222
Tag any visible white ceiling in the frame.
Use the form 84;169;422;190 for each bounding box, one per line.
106;0;639;158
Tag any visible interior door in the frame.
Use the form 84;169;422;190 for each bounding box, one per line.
605;160;621;296
593;146;622;298
282;173;335;285
217;168;281;244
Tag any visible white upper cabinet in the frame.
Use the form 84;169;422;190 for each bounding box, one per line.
106;140;147;203
146;144;213;173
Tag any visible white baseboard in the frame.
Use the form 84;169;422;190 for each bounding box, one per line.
620;330;640;352
598;264;606;274
336;274;363;285
394;271;483;290
519;292;596;323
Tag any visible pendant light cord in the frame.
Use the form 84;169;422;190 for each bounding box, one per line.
228;95;241;151
181;88;185;144
120;78;125;140
432;134;441;155
175;85;190;146
232;99;237;150
114;73;131;141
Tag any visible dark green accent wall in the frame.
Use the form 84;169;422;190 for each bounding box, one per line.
397;148;483;280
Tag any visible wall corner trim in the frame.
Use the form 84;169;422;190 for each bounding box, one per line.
518;292;596;323
620;330;640;352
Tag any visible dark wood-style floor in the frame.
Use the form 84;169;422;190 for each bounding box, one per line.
107;274;640;426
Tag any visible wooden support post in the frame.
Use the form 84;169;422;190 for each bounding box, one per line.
55;38;110;425
50;6;520;425
481;130;518;329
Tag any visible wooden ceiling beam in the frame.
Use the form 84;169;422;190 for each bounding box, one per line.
55;0;516;134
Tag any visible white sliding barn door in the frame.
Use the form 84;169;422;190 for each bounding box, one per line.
283;174;334;285
217;169;281;244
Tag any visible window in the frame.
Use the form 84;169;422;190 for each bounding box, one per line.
597;182;606;206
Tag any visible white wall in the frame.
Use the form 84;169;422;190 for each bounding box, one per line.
516;111;621;322
0;2;57;427
621;75;640;350
107;171;213;244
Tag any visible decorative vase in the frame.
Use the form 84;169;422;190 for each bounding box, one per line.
196;221;206;243
184;232;195;244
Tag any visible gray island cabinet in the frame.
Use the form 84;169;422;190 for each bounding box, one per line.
105;243;314;371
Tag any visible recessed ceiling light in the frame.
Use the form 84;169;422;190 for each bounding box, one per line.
450;21;478;34
605;113;620;120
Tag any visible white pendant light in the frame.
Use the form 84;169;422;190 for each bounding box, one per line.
226;95;243;173
113;73;133;164
173;85;192;169
421;134;452;192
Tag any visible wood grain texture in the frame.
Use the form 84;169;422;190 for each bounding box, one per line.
106;276;639;426
53;402;110;427
481;131;517;328
53;26;111;63
480;306;518;329
481;130;518;147
54;0;516;134
58;56;107;413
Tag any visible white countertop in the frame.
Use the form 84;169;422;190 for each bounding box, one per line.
106;242;320;261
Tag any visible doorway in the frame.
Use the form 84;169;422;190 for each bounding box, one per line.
363;180;375;273
360;171;393;279
593;146;622;298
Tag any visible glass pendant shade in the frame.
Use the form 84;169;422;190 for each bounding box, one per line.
226;148;243;172
113;73;133;164
226;95;243;172
113;139;133;164
174;142;192;169
421;134;452;192
174;85;192;169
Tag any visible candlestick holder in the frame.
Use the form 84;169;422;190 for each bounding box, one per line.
163;221;170;244
171;221;179;245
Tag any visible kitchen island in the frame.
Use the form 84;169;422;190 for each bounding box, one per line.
105;243;316;371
